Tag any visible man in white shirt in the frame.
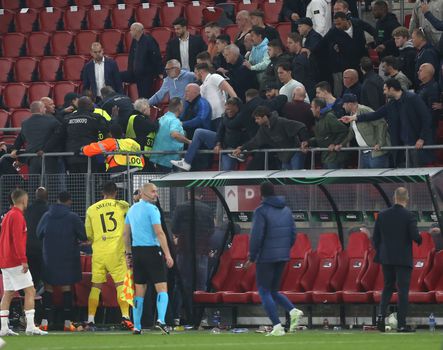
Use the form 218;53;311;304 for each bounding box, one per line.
277;63;309;103
306;0;332;37
194;62;237;130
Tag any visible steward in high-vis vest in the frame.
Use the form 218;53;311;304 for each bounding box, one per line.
81;124;145;173
93;107;111;140
125;99;159;168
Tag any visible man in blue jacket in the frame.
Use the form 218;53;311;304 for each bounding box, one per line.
244;183;303;336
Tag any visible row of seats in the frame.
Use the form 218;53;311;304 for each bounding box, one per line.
194;231;440;305
0;0;283;33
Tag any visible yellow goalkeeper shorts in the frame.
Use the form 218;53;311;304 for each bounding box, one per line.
91;254;127;284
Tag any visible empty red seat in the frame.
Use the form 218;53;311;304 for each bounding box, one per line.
27;32;51;57
276;22;291;44
0;58;13;83
0;9;15;34
10;109;31;128
39;57;62;82
202;7;223;24
52;0;70;7
51;31;74;56
424;251;443;302
223;24;238;43
15;8;39;33
54;81;79;107
98;0;118;5
14;57;39;83
0;0;20;10
63;55;87;81
193;234;251;304
75;30;99;55
39;6;63;32
73;0;94;5
262;0;283;24
28;82;52;102
237;0;259;12
87;5;111;30
100;30;123;55
306;233;342;304
3;84;28;109
63;6;87;31
111;4;135;30
0;110;9;137
159;3;184;27
26;0;46;8
150;27;172;56
135;4;159;29
185;1;206;27
114;54;128;71
2;33;27;58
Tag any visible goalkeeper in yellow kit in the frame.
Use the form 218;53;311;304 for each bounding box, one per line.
85;181;134;330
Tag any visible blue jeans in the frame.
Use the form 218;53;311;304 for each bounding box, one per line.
221;154;238;170
360;152;389;169
281;152;306;170
184;129;217;164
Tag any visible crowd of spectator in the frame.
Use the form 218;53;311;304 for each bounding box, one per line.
2;0;443;176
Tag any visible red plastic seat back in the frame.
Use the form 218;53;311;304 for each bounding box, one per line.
27;32;51;57
10;109;31;128
74;272;92;307
262;0;283;24
102;275;118;307
0;58;13;83
87;5;111;30
51;31;74;56
15;8;39;33
425;250;443;291
39;6;63;32
410;232;435;292
135;4;159;29
4;84;28;109
111;5;135;30
64;6;87;31
0;9;15;34
159;3;184;27
14;57;39;83
0;110;9;137
28;82;52;102
2;33;26;58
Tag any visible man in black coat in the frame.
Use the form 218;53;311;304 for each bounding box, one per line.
373;187;422;333
280;0;307;31
24;187;49;289
372;0;401;58
100;86;134;131
417;63;440;141
342;78;433;167
360;57;385;110
166;17;207;72
122;22;163;98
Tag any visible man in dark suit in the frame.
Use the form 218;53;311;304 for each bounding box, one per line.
82;42;122;101
166;17;207;72
122;22;163;98
373;187;422;333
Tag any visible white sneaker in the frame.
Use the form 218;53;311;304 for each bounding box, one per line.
26;327;48;336
0;329;18;336
170;159;191;171
289;308;304;332
266;324;285;336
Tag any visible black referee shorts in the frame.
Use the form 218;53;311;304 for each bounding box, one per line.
132;246;167;285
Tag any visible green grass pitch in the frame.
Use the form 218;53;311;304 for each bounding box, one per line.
1;330;442;350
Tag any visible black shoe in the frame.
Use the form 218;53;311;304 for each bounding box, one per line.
397;326;416;333
376;315;385;332
133;329;142;335
84;322;97;332
228;153;246;162
156;321;170;335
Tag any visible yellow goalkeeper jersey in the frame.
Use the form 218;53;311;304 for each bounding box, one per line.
85;199;129;256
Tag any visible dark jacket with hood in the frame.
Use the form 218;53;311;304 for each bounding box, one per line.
25;198;48;257
37;204;87;285
249;195;296;263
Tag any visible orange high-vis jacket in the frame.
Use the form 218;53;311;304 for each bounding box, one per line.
82;138;145;171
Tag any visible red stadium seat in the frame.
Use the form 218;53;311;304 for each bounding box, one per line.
185;1;206;27
202;7;223;24
39;57;62;82
310;233;343;304
114;54;128;71
75;30;99;55
135;4;159;29
3;84;28;109
80;254;92;272
63;6;87;31
0;0;20;10
15;8;39;33
10;109;32;128
39;6;64;33
276;22;291;44
87;5;111;30
99;0;118;4
0;9;15;34
124;0;145;3
53;81;79;107
100;30;123;55
51;31;75;56
28;82;53;102
111;4;135;30
27;32;51;57
237;0;259;12
126;83;139;101
73;0;94;6
262;0;283;24
74;272;92;307
14;57;39;83
0;110;9;137
2;33;27;58
63;55;87;81
101;276;118;309
0;58;13;83
425;251;443;302
52;0;70;7
159;3;184;27
150;27;172;56
26;0;46;8
223;24;238;43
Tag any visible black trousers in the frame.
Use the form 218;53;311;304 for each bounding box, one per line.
121;71;153;98
379;264;412;328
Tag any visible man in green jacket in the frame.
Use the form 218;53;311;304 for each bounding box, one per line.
334;94;391;168
302;98;349;169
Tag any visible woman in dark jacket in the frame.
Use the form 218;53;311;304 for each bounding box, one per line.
37;191;87;331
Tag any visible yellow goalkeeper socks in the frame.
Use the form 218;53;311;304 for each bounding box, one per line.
116;285;130;319
87;287;101;322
